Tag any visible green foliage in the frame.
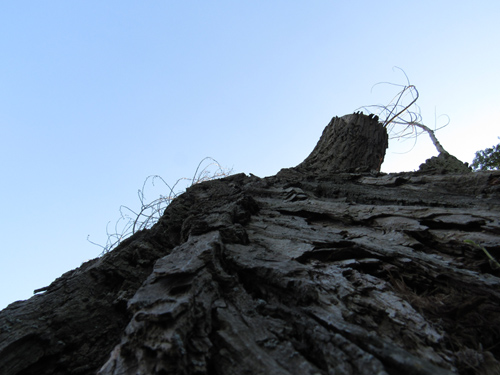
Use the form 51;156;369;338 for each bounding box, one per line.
471;139;500;171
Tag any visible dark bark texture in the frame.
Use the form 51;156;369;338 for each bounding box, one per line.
1;113;500;375
297;113;388;173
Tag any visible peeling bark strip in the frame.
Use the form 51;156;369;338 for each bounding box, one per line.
1;113;500;375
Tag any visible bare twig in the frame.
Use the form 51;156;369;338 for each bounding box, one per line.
88;158;233;255
358;67;450;155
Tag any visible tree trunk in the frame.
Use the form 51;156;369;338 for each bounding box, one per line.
1;113;500;375
297;112;388;173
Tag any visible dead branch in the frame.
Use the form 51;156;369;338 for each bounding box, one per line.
88;158;233;255
357;67;450;156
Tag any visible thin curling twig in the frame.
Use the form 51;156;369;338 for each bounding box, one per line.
357;67;450;155
88;158;232;255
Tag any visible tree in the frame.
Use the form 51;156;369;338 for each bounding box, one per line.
472;139;500;171
1;113;499;375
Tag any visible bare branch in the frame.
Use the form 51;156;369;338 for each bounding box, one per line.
88;158;233;255
410;122;447;154
357;68;450;156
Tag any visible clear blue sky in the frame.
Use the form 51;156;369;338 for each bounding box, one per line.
1;1;499;309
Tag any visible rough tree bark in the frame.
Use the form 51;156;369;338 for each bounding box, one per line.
1;113;499;375
297;112;388;173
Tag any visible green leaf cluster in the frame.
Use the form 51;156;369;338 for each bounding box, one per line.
471;139;500;171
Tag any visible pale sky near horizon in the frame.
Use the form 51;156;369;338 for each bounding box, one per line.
1;1;499;310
